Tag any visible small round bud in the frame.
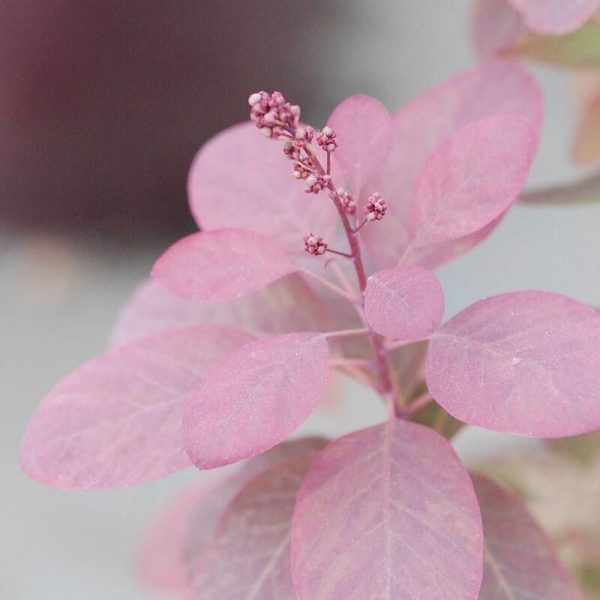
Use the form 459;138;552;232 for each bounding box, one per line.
364;192;387;221
248;93;262;106
303;233;328;256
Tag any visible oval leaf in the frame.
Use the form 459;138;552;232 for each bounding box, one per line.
190;451;320;600
473;473;586;600
327;94;393;194
188;122;338;253
427;291;600;437
291;420;483;600
110;274;329;347
19;326;254;489
507;0;600;35
364;265;444;340
184;333;330;469
361;59;542;271
152;229;298;303
405;115;535;256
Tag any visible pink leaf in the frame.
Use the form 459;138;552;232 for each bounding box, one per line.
137;473;226;593
19;326;254;489
190;451;320;600
291;420;483;600
152;229;298;303
327;94;393;194
188;122;338;253
110;275;329;347
408;212;507;269
361;59;542;271
138;438;327;594
364;265;444;341
185;439;327;573
185;437;329;570
472;0;526;55
184;333;330;469
426;291;600;437
507;0;600;35
404;115;535;257
473;473;586;600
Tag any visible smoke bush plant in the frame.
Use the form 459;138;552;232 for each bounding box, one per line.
20;58;600;599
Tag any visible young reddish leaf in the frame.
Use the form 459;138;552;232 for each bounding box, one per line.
427;291;600;437
472;0;526;55
327;94;393;194
364;265;444;341
152;229;298;303
291;420;483;600
473;473;586;600
188;122;338;253
361;59;542;271
184;333;330;469
404;116;535;257
137;473;226;593
190;452;319;600
508;21;600;67
110;275;329;347
507;0;600;35
573;94;600;163
19;326;254;489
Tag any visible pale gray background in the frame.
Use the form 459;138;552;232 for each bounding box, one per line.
3;1;600;598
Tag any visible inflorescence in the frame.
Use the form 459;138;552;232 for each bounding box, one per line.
249;90;386;256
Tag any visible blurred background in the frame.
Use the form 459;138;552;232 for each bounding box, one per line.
3;1;600;598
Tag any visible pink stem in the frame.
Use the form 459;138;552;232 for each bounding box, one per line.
405;391;434;417
352;218;369;234
326;248;354;259
306;146;405;415
386;338;426;352
330;358;374;368
326;327;370;339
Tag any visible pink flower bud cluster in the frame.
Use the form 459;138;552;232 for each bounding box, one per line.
248;91;300;139
303;233;328;255
316;126;338;153
249;91;341;196
305;173;331;195
338;189;356;214
364;192;387;221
